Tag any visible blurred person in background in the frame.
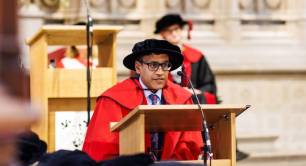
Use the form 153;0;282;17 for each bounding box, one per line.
154;14;218;105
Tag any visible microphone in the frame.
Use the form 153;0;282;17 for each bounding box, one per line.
83;0;93;126
177;71;213;166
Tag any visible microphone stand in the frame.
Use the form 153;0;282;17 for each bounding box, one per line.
83;0;93;126
177;71;213;166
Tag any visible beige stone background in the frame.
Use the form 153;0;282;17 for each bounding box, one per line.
18;0;306;165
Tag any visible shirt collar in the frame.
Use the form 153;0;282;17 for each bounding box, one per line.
139;77;162;104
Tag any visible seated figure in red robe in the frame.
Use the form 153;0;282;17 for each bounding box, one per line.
48;46;97;69
154;14;218;104
82;39;203;162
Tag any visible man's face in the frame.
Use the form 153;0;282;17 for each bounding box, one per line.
160;24;183;45
135;54;170;90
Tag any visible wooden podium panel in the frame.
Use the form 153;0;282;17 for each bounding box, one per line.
111;104;249;166
111;104;247;132
27;25;121;46
47;68;113;98
27;25;121;151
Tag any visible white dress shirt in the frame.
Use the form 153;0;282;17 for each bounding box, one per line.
139;78;162;105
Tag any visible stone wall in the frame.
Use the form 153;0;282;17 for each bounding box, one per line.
217;71;306;151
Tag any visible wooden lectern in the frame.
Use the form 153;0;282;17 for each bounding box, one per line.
26;25;121;151
111;104;249;166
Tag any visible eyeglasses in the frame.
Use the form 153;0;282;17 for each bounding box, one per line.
140;61;172;71
163;25;182;34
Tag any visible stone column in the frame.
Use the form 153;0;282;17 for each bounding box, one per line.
284;0;298;40
215;0;241;44
296;0;306;43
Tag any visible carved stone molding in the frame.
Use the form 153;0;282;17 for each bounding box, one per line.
117;0;136;9
165;0;184;11
190;0;210;9
112;0;137;15
89;0;110;13
263;0;282;10
239;0;283;11
239;0;254;10
90;0;108;7
35;0;60;13
90;0;136;13
166;0;181;8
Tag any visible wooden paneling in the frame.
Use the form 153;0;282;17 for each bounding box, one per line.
29;35;49;143
49;111;56;152
119;114;145;155
49;98;97;112
47;68;113;98
27;25;121;46
111;104;248;132
212;112;236;166
97;33;117;83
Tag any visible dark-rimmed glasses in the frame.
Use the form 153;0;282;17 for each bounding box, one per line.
140;61;172;71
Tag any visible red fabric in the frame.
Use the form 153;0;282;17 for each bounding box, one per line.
83;78;203;161
203;92;217;104
181;44;203;81
168;74;174;83
182;44;217;104
187;21;193;40
182;44;202;63
48;48;66;67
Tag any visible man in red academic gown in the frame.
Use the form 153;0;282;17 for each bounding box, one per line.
83;39;203;162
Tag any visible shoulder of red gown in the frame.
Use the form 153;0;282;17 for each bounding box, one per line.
182;44;203;63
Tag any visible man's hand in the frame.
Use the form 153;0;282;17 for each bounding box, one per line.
183;87;202;95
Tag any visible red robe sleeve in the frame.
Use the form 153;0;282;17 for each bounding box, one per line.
82;97;125;161
203;91;217;104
